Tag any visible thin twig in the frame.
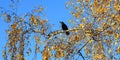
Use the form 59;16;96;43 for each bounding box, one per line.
78;40;89;52
77;40;90;60
79;51;85;60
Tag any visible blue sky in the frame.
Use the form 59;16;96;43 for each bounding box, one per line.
0;0;71;60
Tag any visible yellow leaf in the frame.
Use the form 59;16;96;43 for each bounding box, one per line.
104;39;107;42
89;39;93;43
20;57;25;60
94;0;98;6
81;18;86;23
94;54;104;59
97;17;101;21
86;30;91;36
75;6;79;11
16;54;21;60
111;14;115;18
117;46;120;54
30;15;35;21
118;27;120;31
79;24;84;28
114;33;119;39
85;48;90;56
108;49;112;53
114;41;118;45
42;51;50;60
74;12;80;18
117;15;120;22
11;24;16;29
56;50;65;58
103;8;108;13
114;4;120;11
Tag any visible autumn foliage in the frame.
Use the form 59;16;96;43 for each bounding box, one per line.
1;0;120;60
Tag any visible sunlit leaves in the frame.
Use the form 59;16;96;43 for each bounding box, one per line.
114;33;119;39
30;15;38;27
85;48;90;56
102;23;110;30
20;57;25;60
85;29;92;36
8;28;22;47
11;24;16;29
75;6;79;11
103;39;107;42
55;50;65;58
54;43;70;58
2;0;120;60
81;17;86;23
113;1;120;11
116;14;120;22
114;41;118;45
16;54;23;60
72;12;81;18
1;1;52;60
42;50;51;60
102;8;108;13
34;35;40;44
93;53;105;60
79;24;84;28
89;40;93;44
93;42;105;60
108;49;112;53
96;6;108;14
94;0;98;6
73;35;81;42
106;30;113;35
30;14;35;21
116;46;120;54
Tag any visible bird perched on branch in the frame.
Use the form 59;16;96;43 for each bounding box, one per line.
60;21;70;35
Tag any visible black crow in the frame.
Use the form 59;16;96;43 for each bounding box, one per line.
60;21;70;35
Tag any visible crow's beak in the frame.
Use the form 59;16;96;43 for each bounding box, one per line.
59;21;63;24
59;21;62;23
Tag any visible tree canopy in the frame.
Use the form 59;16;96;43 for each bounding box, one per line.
0;0;120;60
